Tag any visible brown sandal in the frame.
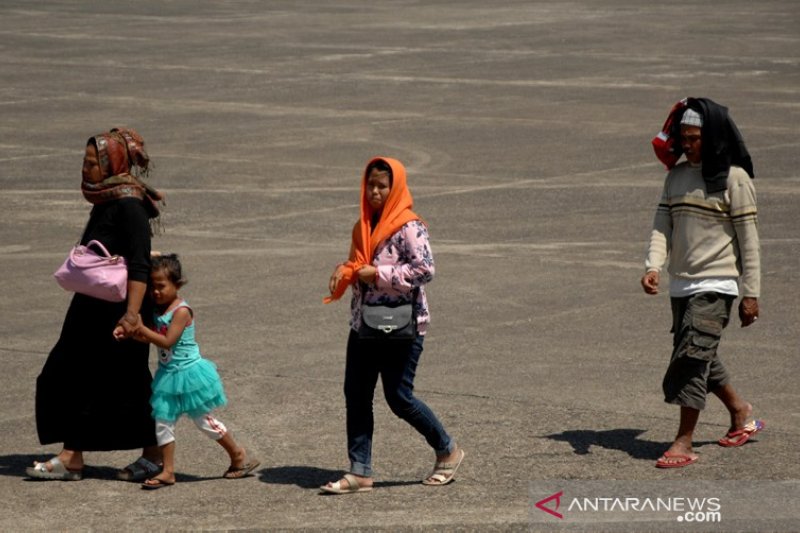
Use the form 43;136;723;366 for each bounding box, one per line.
223;459;260;479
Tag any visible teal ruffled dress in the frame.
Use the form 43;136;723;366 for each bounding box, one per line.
150;300;227;422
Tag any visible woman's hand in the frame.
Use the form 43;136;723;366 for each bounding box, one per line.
116;311;141;338
115;315;150;342
116;279;147;339
113;312;139;340
329;264;345;294
357;265;377;285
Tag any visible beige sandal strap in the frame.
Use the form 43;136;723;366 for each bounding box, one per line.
342;473;360;490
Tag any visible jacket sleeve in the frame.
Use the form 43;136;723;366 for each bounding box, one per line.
729;169;760;297
645;178;672;273
376;221;435;294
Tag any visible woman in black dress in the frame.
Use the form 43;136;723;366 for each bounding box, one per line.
28;128;165;481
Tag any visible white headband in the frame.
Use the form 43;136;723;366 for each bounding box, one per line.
681;109;703;128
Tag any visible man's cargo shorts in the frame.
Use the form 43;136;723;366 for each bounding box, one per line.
663;291;735;410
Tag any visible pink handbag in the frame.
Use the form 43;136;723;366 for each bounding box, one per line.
54;240;128;302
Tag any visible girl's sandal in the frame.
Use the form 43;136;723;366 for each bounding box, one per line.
141;477;175;490
223;459;261;479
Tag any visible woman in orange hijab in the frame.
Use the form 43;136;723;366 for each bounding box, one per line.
321;157;464;494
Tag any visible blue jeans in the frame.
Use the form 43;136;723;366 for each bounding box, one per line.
344;330;453;477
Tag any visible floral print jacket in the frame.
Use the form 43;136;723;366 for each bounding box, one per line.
350;220;434;335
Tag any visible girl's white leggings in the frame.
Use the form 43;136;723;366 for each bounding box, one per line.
156;414;227;446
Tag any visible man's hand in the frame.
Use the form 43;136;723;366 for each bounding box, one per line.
641;270;660;295
739;297;759;327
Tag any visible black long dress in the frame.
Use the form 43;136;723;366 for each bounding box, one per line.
35;197;157;451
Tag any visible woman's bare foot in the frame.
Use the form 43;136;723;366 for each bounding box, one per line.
34;450;84;472
435;447;461;465
320;473;373;494
141;445;163;466
423;447;465;485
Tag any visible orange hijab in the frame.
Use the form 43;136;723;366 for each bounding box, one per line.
324;157;421;303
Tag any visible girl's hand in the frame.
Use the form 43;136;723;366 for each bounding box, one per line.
132;329;149;342
357;266;377;285
130;321;146;342
112;325;126;341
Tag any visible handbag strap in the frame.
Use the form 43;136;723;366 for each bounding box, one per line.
83;239;114;258
360;280;419;306
74;212;115;258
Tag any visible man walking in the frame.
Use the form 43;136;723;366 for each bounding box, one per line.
643;97;764;468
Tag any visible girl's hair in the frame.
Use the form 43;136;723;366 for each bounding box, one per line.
151;253;187;287
366;160;393;186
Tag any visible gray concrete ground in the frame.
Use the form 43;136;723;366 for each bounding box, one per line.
1;1;798;531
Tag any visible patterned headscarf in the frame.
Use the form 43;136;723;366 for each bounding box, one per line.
81;127;164;219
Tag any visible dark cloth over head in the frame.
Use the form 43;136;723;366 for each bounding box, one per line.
653;98;754;193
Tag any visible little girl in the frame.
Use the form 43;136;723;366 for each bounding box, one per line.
129;253;259;489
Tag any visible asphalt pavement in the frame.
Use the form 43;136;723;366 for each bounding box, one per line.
1;1;798;531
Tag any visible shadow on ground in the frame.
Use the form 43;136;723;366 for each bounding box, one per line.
0;454;211;482
543;428;717;459
259;465;419;489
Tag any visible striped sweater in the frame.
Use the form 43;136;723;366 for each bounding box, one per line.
645;163;760;297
